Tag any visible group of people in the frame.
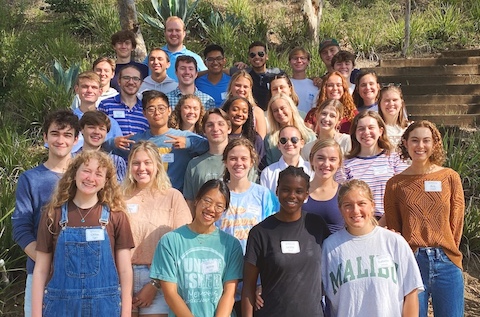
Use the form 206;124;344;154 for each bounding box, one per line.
11;15;465;317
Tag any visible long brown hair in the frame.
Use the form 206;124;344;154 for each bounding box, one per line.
399;120;445;165
222;138;258;182
347;111;392;158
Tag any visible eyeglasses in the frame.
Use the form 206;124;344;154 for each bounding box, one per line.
121;76;141;83
205;56;225;63
290;56;308;61
146;106;168;114
279;136;300;145
200;198;226;213
249;51;265;58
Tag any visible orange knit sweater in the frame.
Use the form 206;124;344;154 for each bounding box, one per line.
384;168;464;269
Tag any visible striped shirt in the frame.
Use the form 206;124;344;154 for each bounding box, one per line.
98;94;149;136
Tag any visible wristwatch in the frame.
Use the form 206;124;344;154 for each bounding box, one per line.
150;279;161;291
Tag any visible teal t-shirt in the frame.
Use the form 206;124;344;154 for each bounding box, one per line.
151;225;243;317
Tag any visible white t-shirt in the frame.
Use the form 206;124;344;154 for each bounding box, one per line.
291;78;319;113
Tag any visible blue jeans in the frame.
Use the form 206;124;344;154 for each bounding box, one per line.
25;273;32;317
415;247;464;317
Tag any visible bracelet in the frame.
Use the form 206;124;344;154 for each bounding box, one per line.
150;279;161;291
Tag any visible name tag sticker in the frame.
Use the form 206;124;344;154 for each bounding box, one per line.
201;260;220;274
113;110;126;119
375;255;394;268
162;153;174;163
425;181;442;192
86;229;105;241
281;241;300;254
127;204;139;213
373;166;389;176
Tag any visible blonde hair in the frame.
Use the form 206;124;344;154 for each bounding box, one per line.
122;141;172;196
45;151;125;232
168;94;205;134
308;138;343;171
267;93;315;145
338;179;378;226
227;70;258;107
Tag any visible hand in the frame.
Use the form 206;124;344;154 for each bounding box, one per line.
234;61;248;70
114;133;135;150
164;134;186;149
255;285;264;310
132;283;157;308
312;77;322;88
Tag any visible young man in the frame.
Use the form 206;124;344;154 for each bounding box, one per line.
288;47;319;114
12;110;80;317
195;44;231;108
77;111;127;182
110;30;149;92
319;38;340;74
138;48;178;96
143;16;206;82
71;57;119;110
332;50;356;94
165;55;215;110
98;65;149;136
106;90;209;191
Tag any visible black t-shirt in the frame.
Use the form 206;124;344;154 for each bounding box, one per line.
249;68;283;111
245;212;330;317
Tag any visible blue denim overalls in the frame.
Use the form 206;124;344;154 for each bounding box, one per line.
42;203;122;316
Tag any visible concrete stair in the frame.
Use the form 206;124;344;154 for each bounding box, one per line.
372;49;480;127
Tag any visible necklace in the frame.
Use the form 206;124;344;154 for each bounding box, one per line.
76;204;96;223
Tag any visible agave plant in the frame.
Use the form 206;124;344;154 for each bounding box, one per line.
39;60;80;94
139;0;205;32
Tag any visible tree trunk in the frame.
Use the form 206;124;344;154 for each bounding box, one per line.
118;0;147;62
302;0;323;44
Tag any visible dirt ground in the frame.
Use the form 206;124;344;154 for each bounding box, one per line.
463;262;480;316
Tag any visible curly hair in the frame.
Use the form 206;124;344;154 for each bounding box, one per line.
347;111;392;159
122;141;172;196
278;165;311;192
267;94;315;146
316;71;356;121
44;151;126;233
378;85;408;128
168;94;205;134
222;96;256;145
338;179;378;226
222;138;258;182
399;120;445;165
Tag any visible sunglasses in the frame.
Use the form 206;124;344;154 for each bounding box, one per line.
279;136;300;145
249;51;265;58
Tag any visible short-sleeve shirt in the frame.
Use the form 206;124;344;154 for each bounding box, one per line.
165;87;216;110
195;73;231;108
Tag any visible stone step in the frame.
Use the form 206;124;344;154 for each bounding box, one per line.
408;114;480;127
400;84;480;95
369;65;479;76
377;75;480;85
379;56;480;67
441;49;480;58
407;104;480;115
403;95;480;105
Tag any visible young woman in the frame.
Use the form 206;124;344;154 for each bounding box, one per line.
339;111;408;221
378;85;409;148
32;151;134;317
217;138;279;315
385;121;465;317
261;125;313;193
242;166;330;317
123;141;192;317
268;73;305;118
222;96;265;169
265;93;316;165
150;179;244;317
168;94;205;134
301;99;351;161
322;179;423;316
353;70;380;112
227;70;267;138
304;71;357;133
303;138;344;233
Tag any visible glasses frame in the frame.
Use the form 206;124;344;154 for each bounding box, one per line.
279;136;300;145
200;197;226;214
146;106;169;115
249;51;265;58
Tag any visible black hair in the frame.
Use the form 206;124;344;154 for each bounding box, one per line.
142;90;170;110
203;44;225;58
79;111;111;132
195;179;231;211
221;96;256;145
277;166;310;191
42;109;80;137
248;41;267;51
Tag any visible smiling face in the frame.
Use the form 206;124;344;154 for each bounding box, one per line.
130;149;157;189
176;61;197;86
144;97;171;130
93;61;115;88
227;99;249;132
248;45;268;71
379;89;402;121
148;49;170;75
194;188;227;228
320;46;340;69
203;113;231;145
325;74;344;100
271;98;293;127
113;40;133;59
43;123;77;160
355;116;383;150
205;50;226;75
404;127;434;164
225;145;253;181
277;174;309;216
277;126;304;158
316;105;340;134
119;67;142;96
164;18;186;50
289;53;309;73
180;98;201;127
333;60;354;80
75;78;101;104
359;74;379;104
339;188;375;236
232;76;252;99
75;158;107;197
311;145;341;180
270;78;291;97
81;124;107;149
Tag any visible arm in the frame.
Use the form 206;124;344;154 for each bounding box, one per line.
384;179;402;232
450;171;465;247
253;106;267;139
24;241;37;261
132;282;157;308
116;248;133;317
31;251;52;317
402;289;419;317
241;262;260;317
161;281;194;317
214;280;238;317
